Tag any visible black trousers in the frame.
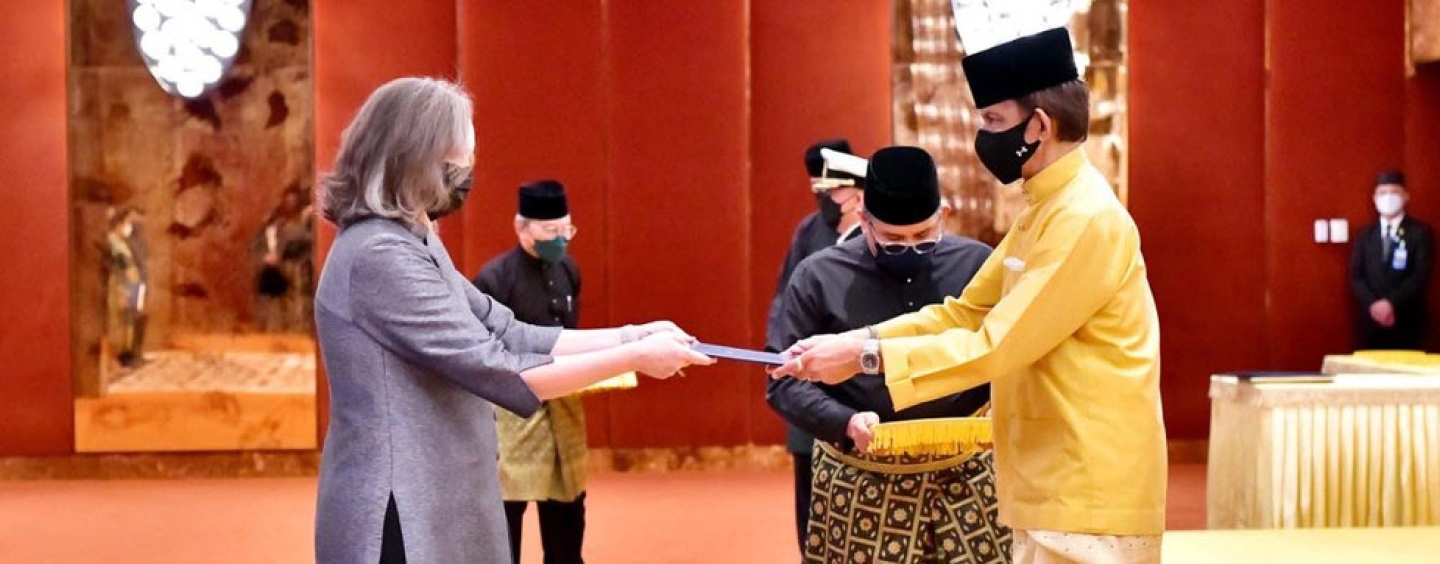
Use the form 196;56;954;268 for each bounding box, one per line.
792;452;812;560
379;494;406;564
1357;319;1427;351
503;493;587;564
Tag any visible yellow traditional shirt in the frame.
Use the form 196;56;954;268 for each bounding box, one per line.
875;148;1167;535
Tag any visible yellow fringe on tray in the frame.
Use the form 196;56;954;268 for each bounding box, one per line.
577;372;638;395
867;417;993;456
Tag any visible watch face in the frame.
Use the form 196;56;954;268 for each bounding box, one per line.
861;354;880;373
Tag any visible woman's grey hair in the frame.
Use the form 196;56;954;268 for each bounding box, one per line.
319;77;473;228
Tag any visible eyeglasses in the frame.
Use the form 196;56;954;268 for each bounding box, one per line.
529;223;578;239
870;220;942;255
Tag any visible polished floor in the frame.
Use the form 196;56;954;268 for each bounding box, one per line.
3;464;1430;563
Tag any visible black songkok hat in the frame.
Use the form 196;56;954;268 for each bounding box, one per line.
1375;170;1406;187
518;180;568;220
864;146;941;225
962;27;1079;109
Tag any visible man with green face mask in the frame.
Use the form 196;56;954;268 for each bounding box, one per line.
473;179;587;564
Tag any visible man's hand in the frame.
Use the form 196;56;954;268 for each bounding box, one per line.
846;412;881;453
1370;299;1396;328
769;333;866;385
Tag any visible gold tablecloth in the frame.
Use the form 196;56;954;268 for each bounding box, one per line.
1321;351;1440;375
1207;375;1440;529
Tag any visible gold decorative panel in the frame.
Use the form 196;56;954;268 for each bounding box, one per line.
69;0;316;452
1414;0;1440;64
893;0;1128;244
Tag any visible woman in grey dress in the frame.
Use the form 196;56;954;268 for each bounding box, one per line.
313;77;713;564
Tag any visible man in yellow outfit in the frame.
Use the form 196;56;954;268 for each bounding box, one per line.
773;27;1166;564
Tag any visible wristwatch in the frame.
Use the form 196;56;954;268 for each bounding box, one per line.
860;339;881;375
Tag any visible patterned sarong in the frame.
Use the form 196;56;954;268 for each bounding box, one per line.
806;441;1012;563
497;395;588;502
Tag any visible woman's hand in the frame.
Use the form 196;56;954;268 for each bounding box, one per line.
639;320;695;341
624;320;696;344
630;332;714;378
636;319;696;340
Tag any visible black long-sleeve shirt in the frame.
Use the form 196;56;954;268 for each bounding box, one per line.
473;246;580;330
766;212;863;453
766;235;993;448
767;211;842;338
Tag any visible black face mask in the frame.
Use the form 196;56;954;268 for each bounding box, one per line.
816;192;843;229
974;113;1040;184
428;164;474;220
873;246;931;280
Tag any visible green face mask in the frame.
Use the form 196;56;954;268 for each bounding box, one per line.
534;236;569;263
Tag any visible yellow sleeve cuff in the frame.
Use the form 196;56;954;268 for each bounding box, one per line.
881;338;921;410
875;316;915;339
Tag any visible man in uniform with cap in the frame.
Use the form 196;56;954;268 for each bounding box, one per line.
768;146;1006;563
767;138;868;555
474;180;588;564
774;27;1167;563
1350;169;1433;350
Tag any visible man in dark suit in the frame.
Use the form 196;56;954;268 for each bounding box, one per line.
1350;170;1434;350
766;139;865;560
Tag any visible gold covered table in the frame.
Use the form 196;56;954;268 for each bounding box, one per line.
1321;351;1440;375
1207;374;1440;529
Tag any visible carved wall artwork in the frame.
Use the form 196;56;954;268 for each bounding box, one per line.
1413;0;1440;65
70;0;316;452
893;0;1128;244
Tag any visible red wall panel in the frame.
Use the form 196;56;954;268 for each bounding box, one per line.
748;1;893;444
0;0;71;455
312;0;457;439
1128;1;1268;439
602;1;754;448
1264;0;1407;368
458;0;613;446
1408;65;1440;345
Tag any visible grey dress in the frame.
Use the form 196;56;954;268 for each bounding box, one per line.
314;218;560;563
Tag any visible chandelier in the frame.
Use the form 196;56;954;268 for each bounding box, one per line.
128;0;252;99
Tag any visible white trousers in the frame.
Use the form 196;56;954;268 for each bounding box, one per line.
1012;529;1162;564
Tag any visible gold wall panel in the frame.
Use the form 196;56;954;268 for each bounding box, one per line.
1414;0;1440;64
75;391;316;453
893;0;1128;244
